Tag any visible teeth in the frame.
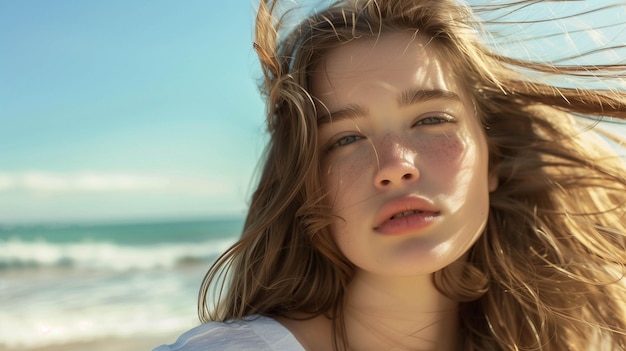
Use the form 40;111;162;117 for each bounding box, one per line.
390;210;423;220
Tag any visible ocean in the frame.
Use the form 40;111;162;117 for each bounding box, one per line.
0;218;243;350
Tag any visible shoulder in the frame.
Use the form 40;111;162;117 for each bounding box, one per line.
153;315;305;351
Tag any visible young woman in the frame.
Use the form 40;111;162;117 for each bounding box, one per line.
156;0;626;350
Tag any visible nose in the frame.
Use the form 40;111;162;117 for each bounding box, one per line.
373;137;420;189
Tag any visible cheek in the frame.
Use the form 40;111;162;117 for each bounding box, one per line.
322;152;373;209
423;132;490;214
417;132;489;206
417;135;466;175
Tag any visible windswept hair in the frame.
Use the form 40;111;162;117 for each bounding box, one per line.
199;0;626;350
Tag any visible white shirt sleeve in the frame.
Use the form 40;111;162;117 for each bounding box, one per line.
153;315;305;351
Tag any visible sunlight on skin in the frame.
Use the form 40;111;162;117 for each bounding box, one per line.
276;32;499;351
315;33;493;277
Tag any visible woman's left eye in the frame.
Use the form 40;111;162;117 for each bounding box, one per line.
413;115;456;126
327;134;363;151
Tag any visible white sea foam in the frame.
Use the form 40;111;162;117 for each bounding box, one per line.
0;237;236;271
0;221;240;348
0;265;207;348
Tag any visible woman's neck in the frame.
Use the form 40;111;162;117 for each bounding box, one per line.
342;271;460;351
277;271;460;351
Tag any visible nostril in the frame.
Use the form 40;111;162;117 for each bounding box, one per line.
379;173;415;186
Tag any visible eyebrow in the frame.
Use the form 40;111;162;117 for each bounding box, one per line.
317;104;367;125
317;88;461;125
399;88;461;107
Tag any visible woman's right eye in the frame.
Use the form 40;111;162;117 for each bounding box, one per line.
327;135;363;151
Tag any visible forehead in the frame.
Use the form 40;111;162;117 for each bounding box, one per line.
310;32;465;111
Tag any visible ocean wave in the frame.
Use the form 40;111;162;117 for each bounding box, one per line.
0;237;236;271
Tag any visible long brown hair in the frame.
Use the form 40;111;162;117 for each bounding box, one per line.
199;1;626;349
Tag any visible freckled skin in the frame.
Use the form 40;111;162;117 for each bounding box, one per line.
315;33;494;277
420;136;465;164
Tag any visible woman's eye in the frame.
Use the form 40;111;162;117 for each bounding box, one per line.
414;115;455;126
328;135;362;151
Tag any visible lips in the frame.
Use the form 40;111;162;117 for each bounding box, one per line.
374;196;440;235
390;210;425;219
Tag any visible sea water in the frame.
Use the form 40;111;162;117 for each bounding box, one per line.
0;218;242;349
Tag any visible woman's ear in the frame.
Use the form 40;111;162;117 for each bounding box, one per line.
488;173;498;192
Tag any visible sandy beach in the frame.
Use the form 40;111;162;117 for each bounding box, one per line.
1;332;182;351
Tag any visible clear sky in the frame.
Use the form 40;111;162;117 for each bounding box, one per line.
1;1;267;224
1;1;624;224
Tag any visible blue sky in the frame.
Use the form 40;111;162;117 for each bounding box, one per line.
1;1;624;224
1;1;266;223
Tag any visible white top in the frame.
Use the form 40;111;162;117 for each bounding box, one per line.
153;315;305;351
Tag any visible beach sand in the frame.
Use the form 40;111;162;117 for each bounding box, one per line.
0;332;182;351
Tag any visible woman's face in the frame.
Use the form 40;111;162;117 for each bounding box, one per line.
313;33;496;277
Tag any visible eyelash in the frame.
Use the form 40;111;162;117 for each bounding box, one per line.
325;114;456;152
412;114;456;126
327;134;363;151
